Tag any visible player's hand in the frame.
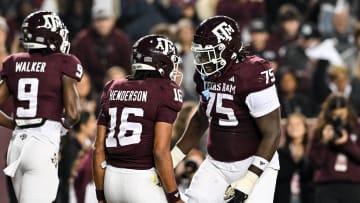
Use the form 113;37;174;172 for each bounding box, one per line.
98;200;106;203
224;171;259;203
224;186;248;203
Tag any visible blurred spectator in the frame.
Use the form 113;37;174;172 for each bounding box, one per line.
271;4;302;49
277;69;315;118
299;22;344;67
76;72;98;113
103;65;127;85
331;4;355;54
118;0;183;42
5;1;35;53
0;16;9;65
195;0;218;21
0;0;41;17
72;2;132;93
0;16;15;118
274;113;314;203
317;0;350;38
248;18;280;71
61;0;92;41
265;0;319;31
40;0;59;13
341;24;360;78
175;19;198;102
172;0;200;25
71;111;96;203
313;65;360;114
149;22;177;42
216;0;265;32
309;94;360;203
73;149;95;203
55;111;97;203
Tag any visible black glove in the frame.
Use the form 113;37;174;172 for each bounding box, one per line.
224;185;248;203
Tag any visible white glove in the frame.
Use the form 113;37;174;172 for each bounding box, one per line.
171;146;186;168
224;171;259;202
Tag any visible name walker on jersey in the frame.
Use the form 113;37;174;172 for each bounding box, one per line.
15;62;46;72
109;90;148;102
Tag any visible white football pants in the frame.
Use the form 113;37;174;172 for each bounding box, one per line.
185;155;279;203
104;165;168;203
4;121;61;203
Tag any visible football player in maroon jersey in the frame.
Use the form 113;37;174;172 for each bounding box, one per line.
171;16;281;203
0;10;83;202
93;34;184;203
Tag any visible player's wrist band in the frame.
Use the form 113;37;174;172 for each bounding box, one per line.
171;146;186;168
166;189;181;203
251;156;269;171
96;189;105;201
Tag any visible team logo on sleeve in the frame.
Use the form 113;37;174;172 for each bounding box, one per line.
155;38;175;55
212;22;235;43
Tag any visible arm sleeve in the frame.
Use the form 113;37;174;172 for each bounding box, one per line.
245;85;280;118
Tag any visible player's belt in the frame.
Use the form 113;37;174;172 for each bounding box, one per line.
15;118;46;128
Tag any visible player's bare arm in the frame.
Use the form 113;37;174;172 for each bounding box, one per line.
251;107;281;175
154;122;184;203
0;79;14;129
62;75;81;128
0;78;10;104
93;124;107;203
0;111;15;129
171;105;208;167
224;108;281;203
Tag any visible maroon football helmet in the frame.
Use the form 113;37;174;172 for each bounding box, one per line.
132;34;182;83
191;15;243;77
20;10;70;54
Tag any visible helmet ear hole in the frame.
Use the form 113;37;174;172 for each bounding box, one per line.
158;68;165;76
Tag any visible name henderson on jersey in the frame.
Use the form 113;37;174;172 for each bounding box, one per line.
109;90;148;102
15;61;46;72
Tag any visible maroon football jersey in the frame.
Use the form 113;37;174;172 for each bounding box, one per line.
1;52;83;122
194;55;276;162
98;78;183;170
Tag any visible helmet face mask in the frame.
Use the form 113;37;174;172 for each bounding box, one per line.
21;10;70;54
132;35;183;84
192;42;226;77
191;15;243;78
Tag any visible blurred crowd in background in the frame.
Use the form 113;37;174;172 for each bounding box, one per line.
1;0;360;203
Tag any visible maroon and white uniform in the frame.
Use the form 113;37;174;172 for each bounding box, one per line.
98;78;182;202
185;56;280;203
98;78;182;169
194;55;277;162
2;52;83;203
1;52;82;122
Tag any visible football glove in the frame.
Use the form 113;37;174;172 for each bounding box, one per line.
224;186;248;203
171;146;186;168
224;171;259;203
